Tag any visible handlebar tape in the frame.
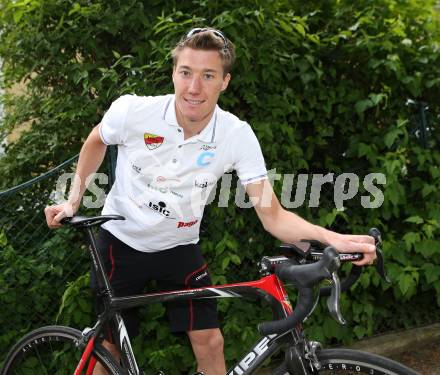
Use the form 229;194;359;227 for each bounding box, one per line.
258;287;314;336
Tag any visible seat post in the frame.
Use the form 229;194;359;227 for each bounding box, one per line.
84;226;114;299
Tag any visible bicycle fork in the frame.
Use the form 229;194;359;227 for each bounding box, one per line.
284;338;322;374
74;335;97;375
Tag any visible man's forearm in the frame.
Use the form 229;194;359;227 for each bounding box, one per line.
67;126;107;210
264;208;338;245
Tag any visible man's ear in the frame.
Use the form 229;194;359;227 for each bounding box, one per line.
221;73;231;92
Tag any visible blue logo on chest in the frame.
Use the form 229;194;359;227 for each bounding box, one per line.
197;152;215;167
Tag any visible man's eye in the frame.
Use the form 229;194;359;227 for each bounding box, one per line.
204;74;214;80
180;71;190;76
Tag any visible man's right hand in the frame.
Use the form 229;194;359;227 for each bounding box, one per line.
44;202;77;229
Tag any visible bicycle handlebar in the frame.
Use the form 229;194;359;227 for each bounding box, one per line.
258;247;340;336
258;228;390;336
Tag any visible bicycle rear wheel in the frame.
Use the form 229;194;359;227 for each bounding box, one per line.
271;348;420;375
1;325;123;375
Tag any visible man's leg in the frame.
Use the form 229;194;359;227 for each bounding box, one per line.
156;244;223;373
188;328;226;375
92;341;120;375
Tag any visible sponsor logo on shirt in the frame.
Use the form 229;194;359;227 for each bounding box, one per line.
144;133;164;150
197;151;215;167
145;176;183;199
132;163;142;173
156;176;180;183
177;219;198;228
200;144;217;151
194;179;217;189
146;182;183;199
146;201;172;217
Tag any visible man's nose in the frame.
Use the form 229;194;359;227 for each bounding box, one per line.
188;76;202;94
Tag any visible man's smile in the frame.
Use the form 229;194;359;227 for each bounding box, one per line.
184;98;206;105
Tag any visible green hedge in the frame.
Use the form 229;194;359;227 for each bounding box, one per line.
1;0;440;372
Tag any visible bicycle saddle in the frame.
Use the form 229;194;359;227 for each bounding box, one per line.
61;215;125;227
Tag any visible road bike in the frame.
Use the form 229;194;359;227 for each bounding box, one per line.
1;215;420;374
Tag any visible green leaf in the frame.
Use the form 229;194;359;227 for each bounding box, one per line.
369;93;386;106
422;184;436;198
398;273;415;295
353;325;366;339
355;99;373;115
230;254;241;265
402;232;421;249
294;23;306;37
384;128;402;148
222;257;230;271
422;264;440;283
405;216;424;224
416;240;440;258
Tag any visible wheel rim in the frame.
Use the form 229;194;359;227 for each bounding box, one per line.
6;333;82;374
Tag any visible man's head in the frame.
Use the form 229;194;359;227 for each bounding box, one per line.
172;28;236;129
172;28;236;76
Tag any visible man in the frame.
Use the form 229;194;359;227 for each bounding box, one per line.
45;28;376;375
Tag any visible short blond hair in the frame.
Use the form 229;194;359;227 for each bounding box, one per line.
172;28;236;76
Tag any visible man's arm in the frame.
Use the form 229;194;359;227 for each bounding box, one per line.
245;179;376;266
44;125;107;228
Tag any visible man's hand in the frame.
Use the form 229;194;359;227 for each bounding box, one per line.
44;125;107;229
327;233;376;266
245;180;378;267
44;202;77;229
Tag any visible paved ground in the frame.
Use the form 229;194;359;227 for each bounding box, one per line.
388;338;440;375
351;323;440;375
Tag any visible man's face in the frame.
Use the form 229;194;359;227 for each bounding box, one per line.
173;48;230;126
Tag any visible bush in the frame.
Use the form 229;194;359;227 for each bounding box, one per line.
1;0;440;372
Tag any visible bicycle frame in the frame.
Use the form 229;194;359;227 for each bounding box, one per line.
77;227;307;375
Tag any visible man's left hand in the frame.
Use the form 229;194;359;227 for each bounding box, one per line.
327;234;376;266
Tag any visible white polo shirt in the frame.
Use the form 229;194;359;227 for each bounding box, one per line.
98;94;267;252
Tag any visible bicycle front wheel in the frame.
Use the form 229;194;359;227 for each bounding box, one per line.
1;325;123;375
271;348;420;375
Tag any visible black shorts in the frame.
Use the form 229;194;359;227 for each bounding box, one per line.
91;228;218;338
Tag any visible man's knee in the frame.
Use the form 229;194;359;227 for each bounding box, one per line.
189;328;224;354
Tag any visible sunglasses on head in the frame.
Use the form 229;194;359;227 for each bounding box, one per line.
185;28;228;47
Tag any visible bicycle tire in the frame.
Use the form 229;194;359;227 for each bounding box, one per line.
270;348;420;375
1;325;124;375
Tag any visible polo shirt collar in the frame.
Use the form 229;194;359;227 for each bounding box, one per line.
163;95;217;143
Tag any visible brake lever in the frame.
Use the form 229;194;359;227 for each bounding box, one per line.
368;228;391;283
327;272;347;325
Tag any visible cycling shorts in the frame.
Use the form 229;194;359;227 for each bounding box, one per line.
91;228;219;338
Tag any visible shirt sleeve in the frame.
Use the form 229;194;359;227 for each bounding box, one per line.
99;95;132;145
232;124;268;185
